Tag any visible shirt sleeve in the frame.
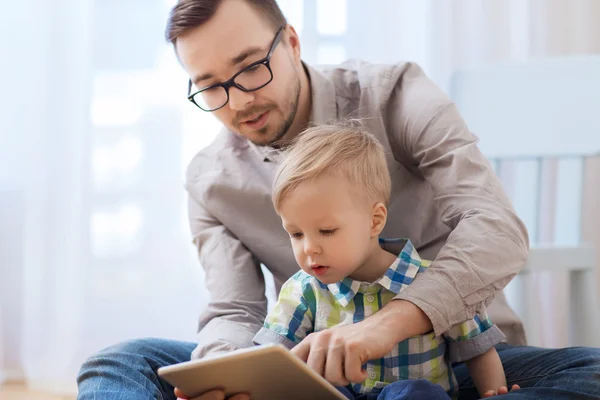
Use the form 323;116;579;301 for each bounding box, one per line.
253;273;316;350
187;195;268;360
387;62;530;335
443;311;506;363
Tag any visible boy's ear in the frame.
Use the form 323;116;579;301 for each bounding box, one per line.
371;202;387;237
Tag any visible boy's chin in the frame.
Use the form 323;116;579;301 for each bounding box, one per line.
314;275;342;285
316;278;336;285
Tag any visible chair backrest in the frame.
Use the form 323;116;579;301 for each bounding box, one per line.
449;55;600;159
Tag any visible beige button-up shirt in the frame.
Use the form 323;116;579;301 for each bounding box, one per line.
185;60;529;359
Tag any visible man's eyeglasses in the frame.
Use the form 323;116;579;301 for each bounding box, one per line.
187;25;286;112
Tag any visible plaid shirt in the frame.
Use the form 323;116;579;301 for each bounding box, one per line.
253;239;505;396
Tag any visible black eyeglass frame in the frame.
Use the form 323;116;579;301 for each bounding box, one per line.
187;24;286;112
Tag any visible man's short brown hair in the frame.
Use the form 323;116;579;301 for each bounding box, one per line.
165;0;287;45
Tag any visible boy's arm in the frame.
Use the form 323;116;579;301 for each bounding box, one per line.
442;310;505;363
443;310;509;395
465;347;507;396
253;273;316;349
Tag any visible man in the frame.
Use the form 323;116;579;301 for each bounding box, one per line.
77;1;600;399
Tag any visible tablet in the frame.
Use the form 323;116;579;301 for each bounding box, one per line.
158;344;348;400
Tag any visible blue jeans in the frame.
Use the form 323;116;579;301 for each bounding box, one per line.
336;380;450;399
77;340;600;399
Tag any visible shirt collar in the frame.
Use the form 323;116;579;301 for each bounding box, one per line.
249;62;338;162
327;239;424;307
305;62;338;125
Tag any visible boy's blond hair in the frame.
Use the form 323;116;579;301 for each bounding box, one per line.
272;123;391;211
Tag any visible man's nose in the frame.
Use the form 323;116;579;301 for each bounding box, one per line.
228;87;254;111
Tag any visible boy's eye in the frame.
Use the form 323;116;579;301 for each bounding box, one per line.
320;229;337;236
290;232;303;239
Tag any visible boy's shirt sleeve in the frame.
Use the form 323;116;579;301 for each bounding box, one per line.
442;310;506;363
253;272;316;350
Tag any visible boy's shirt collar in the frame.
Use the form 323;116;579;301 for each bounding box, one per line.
326;238;424;307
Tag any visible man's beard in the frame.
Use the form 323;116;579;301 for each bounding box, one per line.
266;74;301;146
235;73;301;147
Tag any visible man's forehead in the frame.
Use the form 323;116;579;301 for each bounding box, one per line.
178;21;274;84
191;47;266;86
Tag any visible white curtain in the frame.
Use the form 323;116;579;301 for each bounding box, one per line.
1;0;598;394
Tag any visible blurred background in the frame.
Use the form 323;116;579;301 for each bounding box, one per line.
1;0;599;397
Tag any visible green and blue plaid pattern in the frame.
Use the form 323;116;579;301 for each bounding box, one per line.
257;239;500;396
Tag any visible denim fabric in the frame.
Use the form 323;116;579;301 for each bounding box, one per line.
77;341;600;400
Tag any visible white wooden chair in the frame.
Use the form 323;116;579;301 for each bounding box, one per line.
449;55;600;348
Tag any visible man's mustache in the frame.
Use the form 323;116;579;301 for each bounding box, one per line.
233;104;277;125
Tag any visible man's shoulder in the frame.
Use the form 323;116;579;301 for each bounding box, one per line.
316;59;426;98
185;128;248;189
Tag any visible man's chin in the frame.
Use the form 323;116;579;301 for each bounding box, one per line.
246;131;277;146
242;126;287;147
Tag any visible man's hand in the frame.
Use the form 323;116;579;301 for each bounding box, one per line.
174;387;250;400
291;300;432;386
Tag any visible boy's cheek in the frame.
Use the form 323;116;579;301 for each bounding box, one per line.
292;246;305;265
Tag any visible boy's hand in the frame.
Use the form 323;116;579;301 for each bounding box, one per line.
174;387;250;400
482;384;520;397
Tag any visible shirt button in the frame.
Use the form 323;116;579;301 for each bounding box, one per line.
368;371;377;380
366;295;375;303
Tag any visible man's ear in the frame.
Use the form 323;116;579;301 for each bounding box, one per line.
285;25;302;62
371;202;388;238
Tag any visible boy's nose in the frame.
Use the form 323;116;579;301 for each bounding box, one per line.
304;239;321;256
